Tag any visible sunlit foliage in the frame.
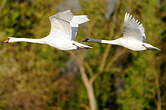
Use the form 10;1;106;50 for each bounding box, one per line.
0;0;165;110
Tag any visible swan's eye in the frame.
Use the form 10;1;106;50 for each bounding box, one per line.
3;38;10;43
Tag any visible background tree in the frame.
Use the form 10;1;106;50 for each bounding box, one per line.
0;0;165;110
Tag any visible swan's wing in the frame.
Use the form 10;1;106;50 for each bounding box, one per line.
53;10;73;22
123;13;146;41
49;16;71;39
71;26;78;40
70;15;89;40
54;11;90;40
49;10;89;40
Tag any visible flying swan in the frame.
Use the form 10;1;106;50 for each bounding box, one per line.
4;10;92;50
83;13;160;51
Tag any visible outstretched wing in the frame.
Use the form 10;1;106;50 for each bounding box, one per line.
53;10;73;22
70;15;89;40
123;13;146;41
49;10;73;39
49;16;71;39
49;10;89;40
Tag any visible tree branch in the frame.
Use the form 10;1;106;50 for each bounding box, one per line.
68;51;97;110
90;45;111;84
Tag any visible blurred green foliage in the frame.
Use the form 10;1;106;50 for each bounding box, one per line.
0;0;165;110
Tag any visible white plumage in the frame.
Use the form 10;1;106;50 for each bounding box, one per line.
123;13;146;41
84;12;160;51
4;10;92;50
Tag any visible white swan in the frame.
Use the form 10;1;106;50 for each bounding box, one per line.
4;10;92;50
83;13;160;51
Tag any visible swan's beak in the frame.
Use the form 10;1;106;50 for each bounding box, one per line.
82;38;90;42
3;38;9;43
4;40;9;43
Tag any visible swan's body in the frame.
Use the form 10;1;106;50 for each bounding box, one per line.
4;10;92;50
83;13;160;51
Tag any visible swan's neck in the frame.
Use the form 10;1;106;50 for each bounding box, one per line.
100;39;119;45
9;37;45;44
87;39;102;43
86;38;120;45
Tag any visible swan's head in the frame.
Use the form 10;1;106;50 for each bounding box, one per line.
3;37;14;43
83;38;101;43
82;38;91;42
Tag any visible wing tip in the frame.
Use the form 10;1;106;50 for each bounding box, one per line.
72;15;90;24
124;12;141;25
124;12;131;21
60;10;72;13
123;12;146;41
81;15;90;22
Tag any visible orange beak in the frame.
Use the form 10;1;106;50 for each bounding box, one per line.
3;39;9;43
